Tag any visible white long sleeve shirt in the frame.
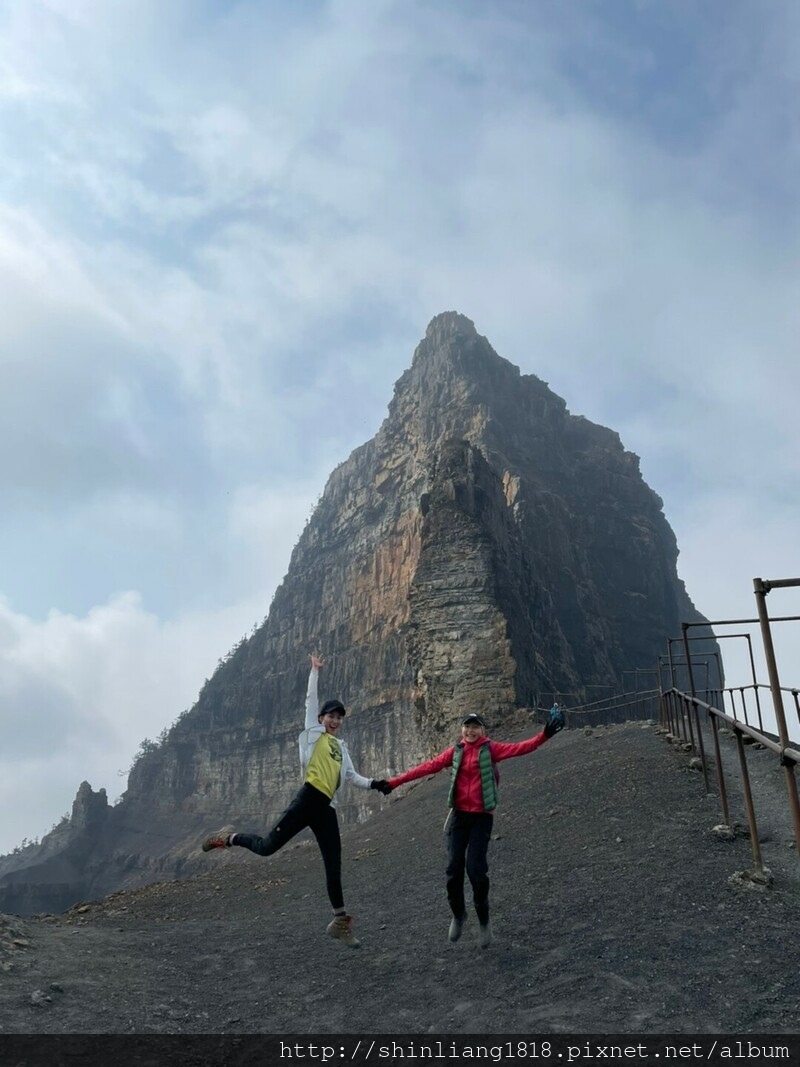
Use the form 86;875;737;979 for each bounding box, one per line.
297;667;372;807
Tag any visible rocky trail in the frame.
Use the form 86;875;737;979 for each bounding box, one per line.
1;721;798;1035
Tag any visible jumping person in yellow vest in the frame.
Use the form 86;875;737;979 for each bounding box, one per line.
381;706;564;948
202;654;388;947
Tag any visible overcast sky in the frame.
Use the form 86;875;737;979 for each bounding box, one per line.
2;0;799;857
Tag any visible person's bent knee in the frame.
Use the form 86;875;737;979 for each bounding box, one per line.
234;832;280;857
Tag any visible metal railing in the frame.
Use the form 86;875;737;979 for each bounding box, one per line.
536;577;800;875
659;576;800;871
661;686;800;872
554;688;662;728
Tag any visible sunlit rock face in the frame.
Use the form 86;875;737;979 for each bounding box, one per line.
0;312;714;914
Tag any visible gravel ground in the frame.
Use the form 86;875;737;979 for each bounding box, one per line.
1;721;798;1035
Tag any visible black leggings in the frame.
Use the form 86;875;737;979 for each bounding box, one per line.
446;810;493;924
232;783;344;910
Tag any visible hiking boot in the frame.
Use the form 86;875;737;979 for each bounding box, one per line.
479;919;492;949
201;827;233;852
326;914;361;948
448;914;466;942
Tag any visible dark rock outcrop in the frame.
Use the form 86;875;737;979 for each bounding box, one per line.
0;312;717;914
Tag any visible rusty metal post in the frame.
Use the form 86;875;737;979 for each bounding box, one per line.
690;698;711;793
664;688;673;734
709;712;730;825
709;650;723;695
674;692;683;738
681;625;698;698
667;642;676;691
731;687;738;719
682;691;696;751
734;727;764;874
753;577;800;856
745;634;763;731
681;692;692;743
677;629;699;756
668;689;677;736
738;686;749;728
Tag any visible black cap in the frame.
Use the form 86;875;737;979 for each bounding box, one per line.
462;713;486;727
319;699;346;717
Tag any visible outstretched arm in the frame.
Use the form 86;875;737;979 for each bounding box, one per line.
304;653;324;729
341;746;374;790
490;705;565;763
488;732;548;763
386;747;455;789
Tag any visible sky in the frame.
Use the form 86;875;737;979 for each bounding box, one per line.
1;0;799;857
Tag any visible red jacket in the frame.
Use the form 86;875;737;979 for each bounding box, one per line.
387;731;548;813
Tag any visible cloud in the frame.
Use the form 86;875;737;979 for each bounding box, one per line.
1;0;799;851
0;474;320;855
0;590;270;856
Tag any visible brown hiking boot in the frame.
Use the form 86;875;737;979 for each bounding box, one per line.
202;827;233;852
326;914;361;948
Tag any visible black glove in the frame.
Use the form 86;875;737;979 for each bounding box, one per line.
370;779;393;795
544;705;565;739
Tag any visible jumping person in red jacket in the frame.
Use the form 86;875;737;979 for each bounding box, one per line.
378;706;564;948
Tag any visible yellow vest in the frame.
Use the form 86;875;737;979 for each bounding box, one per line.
304;732;343;799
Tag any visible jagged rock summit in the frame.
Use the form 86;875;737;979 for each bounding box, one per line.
0;313;712;915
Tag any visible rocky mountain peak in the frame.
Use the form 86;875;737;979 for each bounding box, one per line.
423;310;478;343
0;314;717;915
410;310;505;383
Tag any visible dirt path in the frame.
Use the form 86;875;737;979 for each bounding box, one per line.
1;722;798;1034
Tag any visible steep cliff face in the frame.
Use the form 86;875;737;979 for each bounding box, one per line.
0;312;714;914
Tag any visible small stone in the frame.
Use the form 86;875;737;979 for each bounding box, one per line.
30;989;52;1007
711;824;736;841
729;867;773;891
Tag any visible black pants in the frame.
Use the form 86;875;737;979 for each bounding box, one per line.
232;783;344;910
446;810;493;925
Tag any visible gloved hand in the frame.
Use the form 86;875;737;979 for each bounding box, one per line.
544;705;565;739
370;779;393;795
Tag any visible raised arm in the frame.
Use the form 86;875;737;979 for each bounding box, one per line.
489;705;565;762
304;653;324;729
488;731;548;762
